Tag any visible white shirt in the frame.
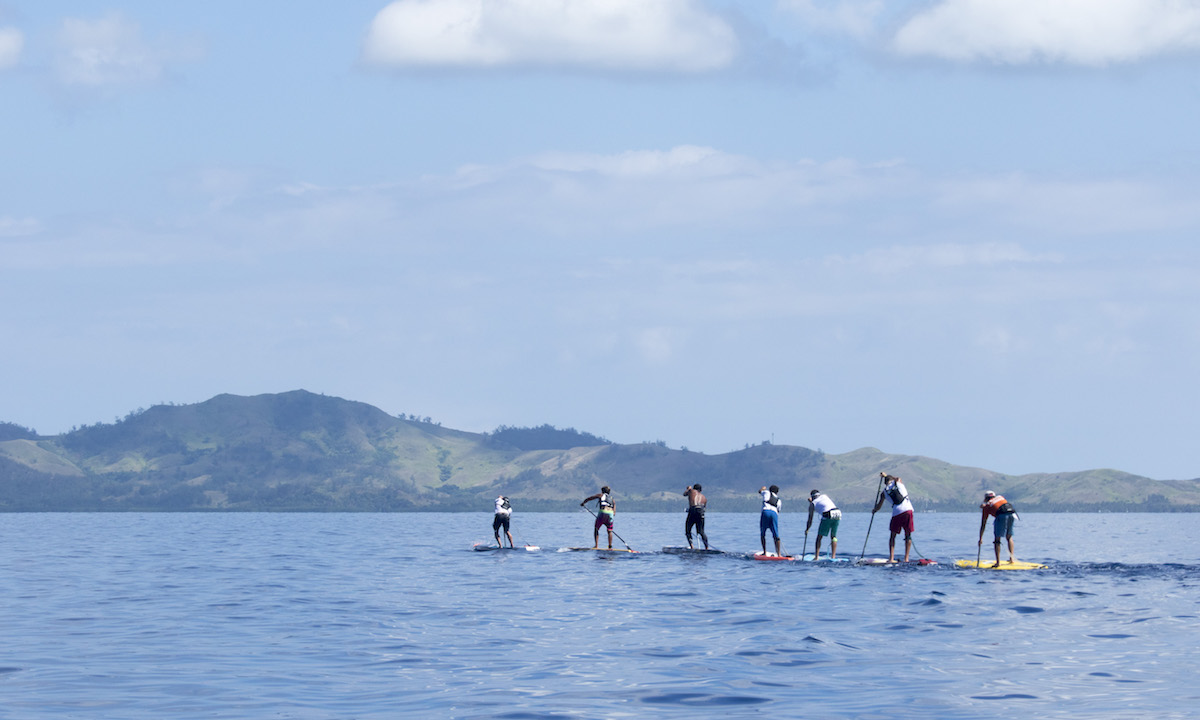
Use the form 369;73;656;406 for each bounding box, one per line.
761;490;781;514
494;497;512;517
810;493;837;515
885;480;913;516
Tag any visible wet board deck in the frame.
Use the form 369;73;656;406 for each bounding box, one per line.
562;547;639;554
954;559;1047;570
472;544;540;552
752;552;796;561
661;546;725;555
858;558;939;566
799;554;850;563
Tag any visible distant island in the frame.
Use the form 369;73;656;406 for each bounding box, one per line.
1;390;1197;512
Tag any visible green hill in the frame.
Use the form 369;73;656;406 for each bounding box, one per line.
1;390;1197;512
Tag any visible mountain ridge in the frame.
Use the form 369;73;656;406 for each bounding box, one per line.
1;390;1197;512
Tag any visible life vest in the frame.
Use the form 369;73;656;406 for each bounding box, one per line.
886;482;907;506
763;491;781;513
984;495;1014;516
598;492;615;514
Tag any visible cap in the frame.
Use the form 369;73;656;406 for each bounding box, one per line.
810;489;821;498
984;491;995;498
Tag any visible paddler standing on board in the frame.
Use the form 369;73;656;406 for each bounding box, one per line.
581;486;616;550
978;490;1018;567
806;489;841;560
872;473;914;563
759;485;783;556
493;495;514;549
683;484;709;550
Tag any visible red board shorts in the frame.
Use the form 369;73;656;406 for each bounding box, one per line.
594;512;614;531
889;510;914;536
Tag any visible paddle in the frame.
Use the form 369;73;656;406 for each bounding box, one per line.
580;506;634;551
859;473;885;561
802;527;810;561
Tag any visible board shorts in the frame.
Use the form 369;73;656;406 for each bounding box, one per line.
760;510;780;540
492;514;510;533
889;510;914;536
993;512;1015;540
817;510;841;538
594;511;614;531
686;507;706;535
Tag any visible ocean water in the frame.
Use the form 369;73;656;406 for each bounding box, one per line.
1;511;1198;719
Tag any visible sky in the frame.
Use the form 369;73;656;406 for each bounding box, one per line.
2;0;1200;480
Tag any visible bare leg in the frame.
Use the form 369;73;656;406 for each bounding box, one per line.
1007;536;1016;563
774;537;782;556
830;537;837;559
888;532;897;562
606;527;613;549
813;536;823;560
903;536;911;563
993;539;1002;567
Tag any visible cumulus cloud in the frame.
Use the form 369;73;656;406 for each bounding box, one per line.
54;13;198;89
892;0;1200;66
0;26;22;70
362;0;738;72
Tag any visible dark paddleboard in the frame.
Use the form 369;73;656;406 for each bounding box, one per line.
661;546;724;555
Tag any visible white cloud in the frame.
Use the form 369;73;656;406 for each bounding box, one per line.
529;145;748;177
54;13;191;89
362;0;738;72
834;242;1055;274
0;216;41;237
0;26;23;70
893;0;1200;66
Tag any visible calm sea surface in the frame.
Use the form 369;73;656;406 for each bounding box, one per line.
1;512;1198;719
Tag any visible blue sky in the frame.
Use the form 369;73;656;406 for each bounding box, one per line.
3;0;1200;480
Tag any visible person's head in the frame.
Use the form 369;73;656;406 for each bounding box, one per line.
693;483;702;492
810;489;820;499
601;486;610;494
769;485;780;494
984;491;995;500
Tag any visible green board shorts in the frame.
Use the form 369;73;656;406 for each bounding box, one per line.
818;510;841;538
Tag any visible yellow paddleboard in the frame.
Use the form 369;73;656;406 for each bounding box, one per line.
955;559;1047;570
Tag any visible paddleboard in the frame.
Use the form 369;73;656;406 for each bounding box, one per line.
562;547;638;554
752;552;796;561
799;554;850;563
858;558;938;566
954;559;1047;570
661;546;724;555
472;544;540;552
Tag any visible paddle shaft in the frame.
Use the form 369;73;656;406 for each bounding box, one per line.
859;474;885;560
581;506;633;551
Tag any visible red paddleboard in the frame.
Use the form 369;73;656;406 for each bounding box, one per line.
752;552;795;561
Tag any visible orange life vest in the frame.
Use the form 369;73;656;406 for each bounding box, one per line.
983;495;1014;516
